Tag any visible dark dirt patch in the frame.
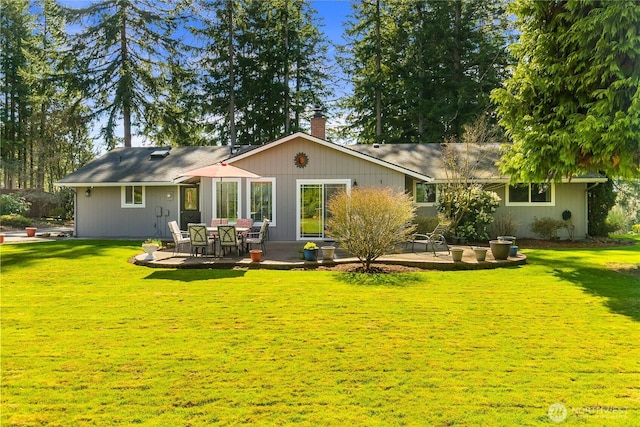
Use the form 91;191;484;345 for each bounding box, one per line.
606;263;640;277
319;263;423;274
500;237;636;249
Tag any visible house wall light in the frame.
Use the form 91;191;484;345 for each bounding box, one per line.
85;188;91;197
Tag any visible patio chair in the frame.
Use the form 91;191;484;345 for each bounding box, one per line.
168;220;190;256
235;218;254;239
218;225;243;256
410;221;451;256
245;219;270;254
188;223;214;257
210;218;229;227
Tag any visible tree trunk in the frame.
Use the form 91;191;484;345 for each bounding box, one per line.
228;0;236;148
121;13;132;147
375;0;382;141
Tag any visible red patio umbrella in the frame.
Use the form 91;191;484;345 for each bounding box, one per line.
174;162;261;220
175;162;260;181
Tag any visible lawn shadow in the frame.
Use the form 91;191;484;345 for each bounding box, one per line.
0;239;139;269
551;264;640;323
336;272;424;287
144;269;247;282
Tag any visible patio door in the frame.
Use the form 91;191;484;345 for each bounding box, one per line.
297;180;349;240
180;186;200;229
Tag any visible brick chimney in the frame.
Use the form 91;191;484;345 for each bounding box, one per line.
310;107;326;140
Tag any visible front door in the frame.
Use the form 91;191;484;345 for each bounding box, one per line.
297;180;349;240
180;186;200;229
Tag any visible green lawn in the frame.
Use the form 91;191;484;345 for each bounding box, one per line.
1;238;639;426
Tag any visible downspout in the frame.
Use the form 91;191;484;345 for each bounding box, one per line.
73;188;79;238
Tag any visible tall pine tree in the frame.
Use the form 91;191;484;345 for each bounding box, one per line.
63;0;189;148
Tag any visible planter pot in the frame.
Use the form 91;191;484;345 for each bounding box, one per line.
473;247;488;262
0;234;4;244
489;240;511;260
250;249;263;262
450;248;464;262
303;249;318;261
321;246;336;260
510;245;519;257
142;243;159;260
25;227;37;237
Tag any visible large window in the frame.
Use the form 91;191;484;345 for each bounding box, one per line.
248;178;275;225
214;179;240;221
122;185;145;208
414;182;437;205
506;183;554;206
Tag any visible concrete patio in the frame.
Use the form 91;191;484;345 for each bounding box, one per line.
133;241;527;271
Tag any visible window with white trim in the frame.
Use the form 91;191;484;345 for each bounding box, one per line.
122;185;145;208
414;182;437;205
506;183;554;206
248;178;276;226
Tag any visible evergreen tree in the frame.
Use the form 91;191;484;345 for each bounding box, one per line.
342;0;511;144
197;0;329;146
492;0;640;181
63;0;189;148
0;0;33;188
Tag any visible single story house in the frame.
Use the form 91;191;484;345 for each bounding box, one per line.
56;116;606;241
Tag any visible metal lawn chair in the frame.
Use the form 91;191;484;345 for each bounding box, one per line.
410;221;451;256
168;220;190;256
245;219;270;254
188;223;214;257
218;225;243;256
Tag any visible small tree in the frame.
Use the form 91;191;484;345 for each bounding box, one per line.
326;187;416;273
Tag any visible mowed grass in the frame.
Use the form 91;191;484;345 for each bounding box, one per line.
1;239;639;426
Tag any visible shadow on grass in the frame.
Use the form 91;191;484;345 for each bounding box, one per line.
0;239;139;269
528;238;640;322
144;269;247;282
337;272;424;287
551;265;640;322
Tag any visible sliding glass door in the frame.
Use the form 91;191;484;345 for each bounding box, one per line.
297;180;349;240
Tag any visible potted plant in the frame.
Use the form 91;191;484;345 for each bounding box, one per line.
303;242;319;261
142;238;161;260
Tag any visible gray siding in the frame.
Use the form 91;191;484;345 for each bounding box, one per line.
75;186;180;238
232;135;405;240
414;182;588;240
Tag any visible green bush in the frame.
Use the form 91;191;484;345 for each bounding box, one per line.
0;214;33;228
413;216;441;234
529;216;566;240
0;194;30;216
632;224;640;235
437;185;501;240
588;179;616;236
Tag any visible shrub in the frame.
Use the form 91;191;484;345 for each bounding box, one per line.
588;179;616;236
529;216;566;240
632;224;640;235
413;216;441;234
0;214;32;228
0;194;31;216
326;186;416;272
491;212;519;238
437;185;501;240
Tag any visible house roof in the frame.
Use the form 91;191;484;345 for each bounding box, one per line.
56;134;606;187
55;146;232;187
348;142;504;182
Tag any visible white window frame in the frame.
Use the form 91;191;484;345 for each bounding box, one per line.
414;181;438;206
505;183;555;206
212;178;242;220
246;177;276;227
121;185;145;208
296;179;351;241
